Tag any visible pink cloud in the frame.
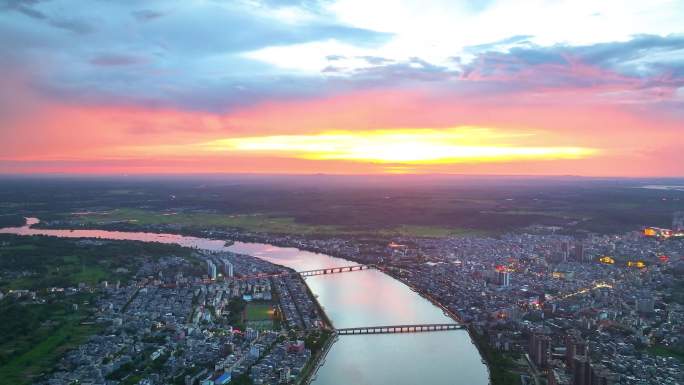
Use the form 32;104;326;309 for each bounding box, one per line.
1;57;682;176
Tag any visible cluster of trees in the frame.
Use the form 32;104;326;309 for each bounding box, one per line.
226;297;247;330
471;330;521;385
0;214;25;227
0;234;194;289
0;299;46;339
5;177;682;238
304;329;333;354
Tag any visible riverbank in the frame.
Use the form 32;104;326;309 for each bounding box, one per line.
2;220;490;385
381;267;522;385
31;220;376;265
298;331;336;385
296;275;337;385
300;276;334;330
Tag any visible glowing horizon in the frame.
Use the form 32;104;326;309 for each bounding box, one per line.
0;1;682;176
200;128;597;165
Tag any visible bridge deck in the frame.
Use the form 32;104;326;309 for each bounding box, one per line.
336;323;463;335
298;265;374;277
228;264;375;281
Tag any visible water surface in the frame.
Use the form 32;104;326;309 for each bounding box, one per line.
1;219;489;385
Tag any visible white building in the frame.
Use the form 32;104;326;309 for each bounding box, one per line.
222;259;234;278
207;260;217;280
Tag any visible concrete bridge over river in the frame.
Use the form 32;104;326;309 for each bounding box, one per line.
336;323;463;335
232;264;376;281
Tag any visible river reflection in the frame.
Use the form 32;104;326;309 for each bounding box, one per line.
0;218;233;250
230;242;489;385
1;219;489;385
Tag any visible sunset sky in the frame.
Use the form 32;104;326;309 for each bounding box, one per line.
1;0;683;176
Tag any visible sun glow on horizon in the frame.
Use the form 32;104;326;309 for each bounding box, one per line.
199;128;598;165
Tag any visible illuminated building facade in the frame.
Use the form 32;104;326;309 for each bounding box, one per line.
643;226;684;239
598;256;615;265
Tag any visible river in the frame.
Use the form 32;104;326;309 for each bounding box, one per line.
0;218;489;385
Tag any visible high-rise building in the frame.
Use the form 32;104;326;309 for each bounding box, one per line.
673;211;684;231
565;333;586;370
279;367;291;384
249;345;260;358
573;356;591;385
529;333;550;368
223;259;234;278
497;271;511;287
561;241;570;261
207;260;217;280
574;242;586;262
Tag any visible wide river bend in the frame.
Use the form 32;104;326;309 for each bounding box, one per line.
0;218;489;385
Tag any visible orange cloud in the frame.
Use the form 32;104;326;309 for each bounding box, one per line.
197;128;597;163
1;88;682;176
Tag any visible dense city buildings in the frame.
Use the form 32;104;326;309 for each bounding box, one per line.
0;250;331;385
1;213;683;385
198;223;683;385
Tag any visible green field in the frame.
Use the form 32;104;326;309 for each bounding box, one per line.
480;210;589;220
0;244;37;251
0;235;197;384
0;296;100;385
0;234;194;290
63;208;490;238
376;225;490;238
69;208;342;235
245;303;274;321
245;302;274;330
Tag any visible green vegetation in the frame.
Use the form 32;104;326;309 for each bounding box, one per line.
230;373;254;385
105;347;171;384
297;330;334;385
0;235;199;384
471;330;521;385
480;210;588;219
0;234;193;290
377;225;489;238
245;302;275;330
647;344;684;363
245;302;273;321
0;213;25;227
0;294;100;385
66;208;342;235
53;208;497;238
227;297;247;330
2;177;684;236
303;329;333;354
